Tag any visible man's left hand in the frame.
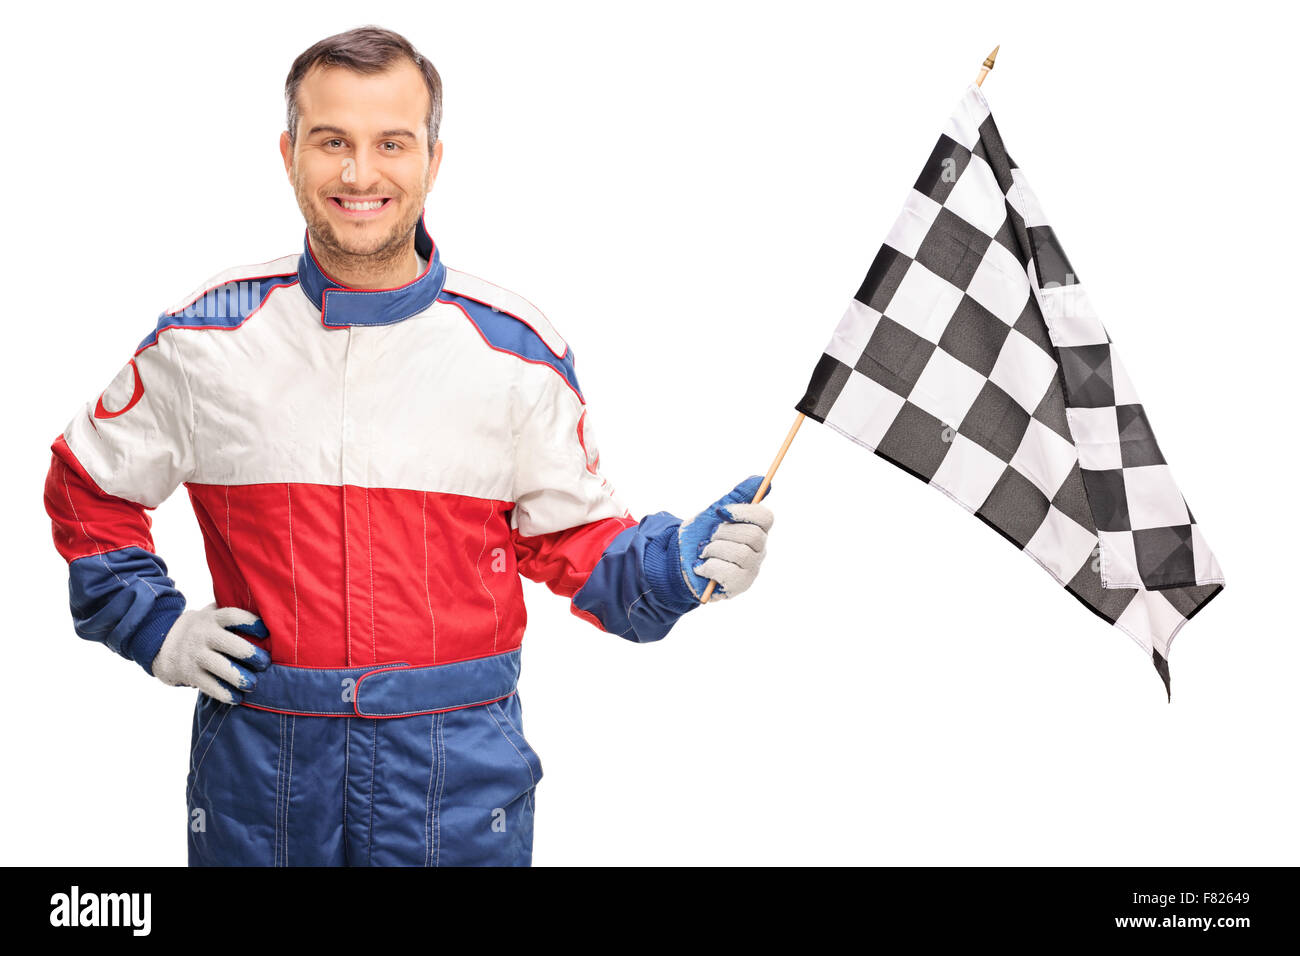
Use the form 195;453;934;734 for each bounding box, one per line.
677;475;774;603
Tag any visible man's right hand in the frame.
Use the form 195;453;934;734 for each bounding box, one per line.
150;602;271;704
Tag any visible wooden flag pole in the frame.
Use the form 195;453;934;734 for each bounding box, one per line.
696;414;802;603
976;45;999;87
695;45;1000;604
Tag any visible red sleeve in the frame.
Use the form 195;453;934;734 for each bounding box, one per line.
46;433;156;563
511;514;638;628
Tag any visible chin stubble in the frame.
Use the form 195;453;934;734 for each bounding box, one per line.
293;166;425;268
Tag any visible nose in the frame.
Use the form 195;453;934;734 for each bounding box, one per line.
345;150;383;191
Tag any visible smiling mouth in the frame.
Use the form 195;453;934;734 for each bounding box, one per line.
329;197;393;213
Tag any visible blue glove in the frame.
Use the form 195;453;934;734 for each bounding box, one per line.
677;475;775;603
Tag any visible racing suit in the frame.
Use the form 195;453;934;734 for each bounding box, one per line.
43;211;702;865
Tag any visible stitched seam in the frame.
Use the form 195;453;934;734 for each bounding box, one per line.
60;540;152;562
341;331;352;666
162;267;297;319
189;704;220;768
285;715;296;867
186;703;233;803
439;270;567;358
286;484;298;664
439;296;583;402
275;714;285;867
223;484;252;609
343;483;352;666
163;330;198;479
323;283;442;327
434;713;445;867
367;719;378;865
487;702;536;788
246;655;519;715
342;716;350;867
425;715;436;867
476;503;500;652
244;661;410;673
280;713;289;867
280;715;289;867
61;471;157;605
422;492;436;657
367;486;376;663
354;689;517;719
510;373;565;516
244;704;370;716
493;700;526;740
614;589;653;637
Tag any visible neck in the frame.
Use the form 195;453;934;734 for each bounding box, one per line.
312;242;422;290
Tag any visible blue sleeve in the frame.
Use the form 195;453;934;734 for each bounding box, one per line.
67;547;187;674
571;511;700;643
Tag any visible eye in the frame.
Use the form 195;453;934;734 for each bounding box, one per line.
381;141;401;152
325;138;345;149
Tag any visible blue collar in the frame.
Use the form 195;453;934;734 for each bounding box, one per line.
298;211;447;328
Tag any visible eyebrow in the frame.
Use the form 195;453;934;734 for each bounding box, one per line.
306;125;418;141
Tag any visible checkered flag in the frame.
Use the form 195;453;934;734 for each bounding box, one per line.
797;83;1224;698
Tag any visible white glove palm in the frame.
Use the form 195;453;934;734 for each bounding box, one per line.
691;503;772;600
678;475;775;603
151;602;271;704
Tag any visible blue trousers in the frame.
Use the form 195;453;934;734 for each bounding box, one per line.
185;659;543;866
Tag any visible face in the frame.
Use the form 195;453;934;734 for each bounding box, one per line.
279;61;443;267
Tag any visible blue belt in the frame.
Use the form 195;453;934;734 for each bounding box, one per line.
239;648;522;718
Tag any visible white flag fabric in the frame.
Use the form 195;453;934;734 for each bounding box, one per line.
797;83;1224;698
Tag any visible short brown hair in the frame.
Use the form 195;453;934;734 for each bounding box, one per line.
284;25;442;156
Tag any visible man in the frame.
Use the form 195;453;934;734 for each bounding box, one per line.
43;25;774;866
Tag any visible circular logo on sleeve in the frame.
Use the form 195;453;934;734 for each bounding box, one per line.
94;359;146;419
576;409;601;475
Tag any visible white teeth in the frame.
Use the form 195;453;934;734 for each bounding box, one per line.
339;199;384;211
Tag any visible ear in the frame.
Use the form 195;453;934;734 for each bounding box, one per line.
279;130;293;180
425;139;444;195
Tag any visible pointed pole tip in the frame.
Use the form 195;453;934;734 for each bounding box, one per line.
976;45;1000;87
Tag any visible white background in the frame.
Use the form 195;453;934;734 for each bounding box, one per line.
2;0;1295;866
